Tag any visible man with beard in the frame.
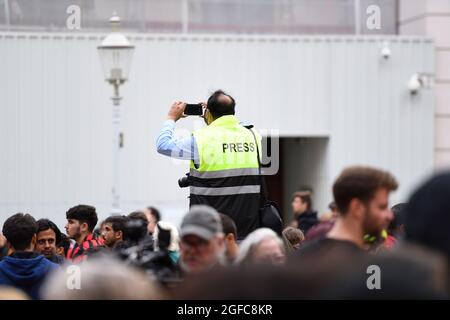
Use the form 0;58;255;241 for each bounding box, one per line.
65;205;104;263
102;215;127;250
35;219;65;264
296;166;398;258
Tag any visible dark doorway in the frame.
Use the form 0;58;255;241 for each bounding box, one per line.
263;137;330;225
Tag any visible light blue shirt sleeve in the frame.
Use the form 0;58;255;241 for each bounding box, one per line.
156;120;199;162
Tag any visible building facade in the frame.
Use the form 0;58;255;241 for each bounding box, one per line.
0;32;434;226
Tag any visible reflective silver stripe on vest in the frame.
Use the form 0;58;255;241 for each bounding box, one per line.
189;168;260;179
190;185;261;196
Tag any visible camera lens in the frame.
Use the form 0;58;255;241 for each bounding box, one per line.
178;176;190;188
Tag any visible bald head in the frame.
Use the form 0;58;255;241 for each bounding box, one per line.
218;94;233;105
207;90;236;118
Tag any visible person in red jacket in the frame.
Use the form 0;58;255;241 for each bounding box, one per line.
64;205;104;263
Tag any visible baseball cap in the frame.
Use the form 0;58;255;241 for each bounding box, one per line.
180;205;223;240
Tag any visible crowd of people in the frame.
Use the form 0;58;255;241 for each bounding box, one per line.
0;165;450;299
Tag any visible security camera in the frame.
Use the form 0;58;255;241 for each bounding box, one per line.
381;42;391;59
381;46;391;59
408;74;422;95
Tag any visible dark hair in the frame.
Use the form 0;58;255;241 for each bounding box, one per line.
405;172;450;259
58;233;71;255
388;203;407;233
333;166;398;215
219;214;237;239
147;206;161;222
292;191;312;210
104;215;128;233
37;219;62;245
93;228;101;238
128;211;148;225
328;201;337;211
124;212;148;243
66;205;98;232
207;90;235;118
2;213;37;251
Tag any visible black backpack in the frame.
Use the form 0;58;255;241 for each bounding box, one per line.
246;126;283;235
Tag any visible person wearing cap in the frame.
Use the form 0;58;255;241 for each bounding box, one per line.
179;205;225;274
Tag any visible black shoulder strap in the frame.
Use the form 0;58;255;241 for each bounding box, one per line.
246;126;268;202
191;133;200;169
244;125;260;167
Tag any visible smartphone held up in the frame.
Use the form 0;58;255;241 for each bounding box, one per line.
184;103;204;116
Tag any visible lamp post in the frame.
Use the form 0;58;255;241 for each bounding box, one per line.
97;13;134;214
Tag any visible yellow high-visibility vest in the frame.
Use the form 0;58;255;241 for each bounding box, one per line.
189;115;262;239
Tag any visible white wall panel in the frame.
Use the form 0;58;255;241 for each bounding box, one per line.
0;33;435;228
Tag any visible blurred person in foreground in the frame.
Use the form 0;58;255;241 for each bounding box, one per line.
318;247;448;299
320;194;448;299
0;213;58;299
401;171;450;294
42;256;164;300
405;173;450;258
0;285;30;300
179;205;225;275
296;166;398;258
175;263;313;300
235;228;285;266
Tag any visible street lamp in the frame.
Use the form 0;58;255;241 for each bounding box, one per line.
98;13;134;214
